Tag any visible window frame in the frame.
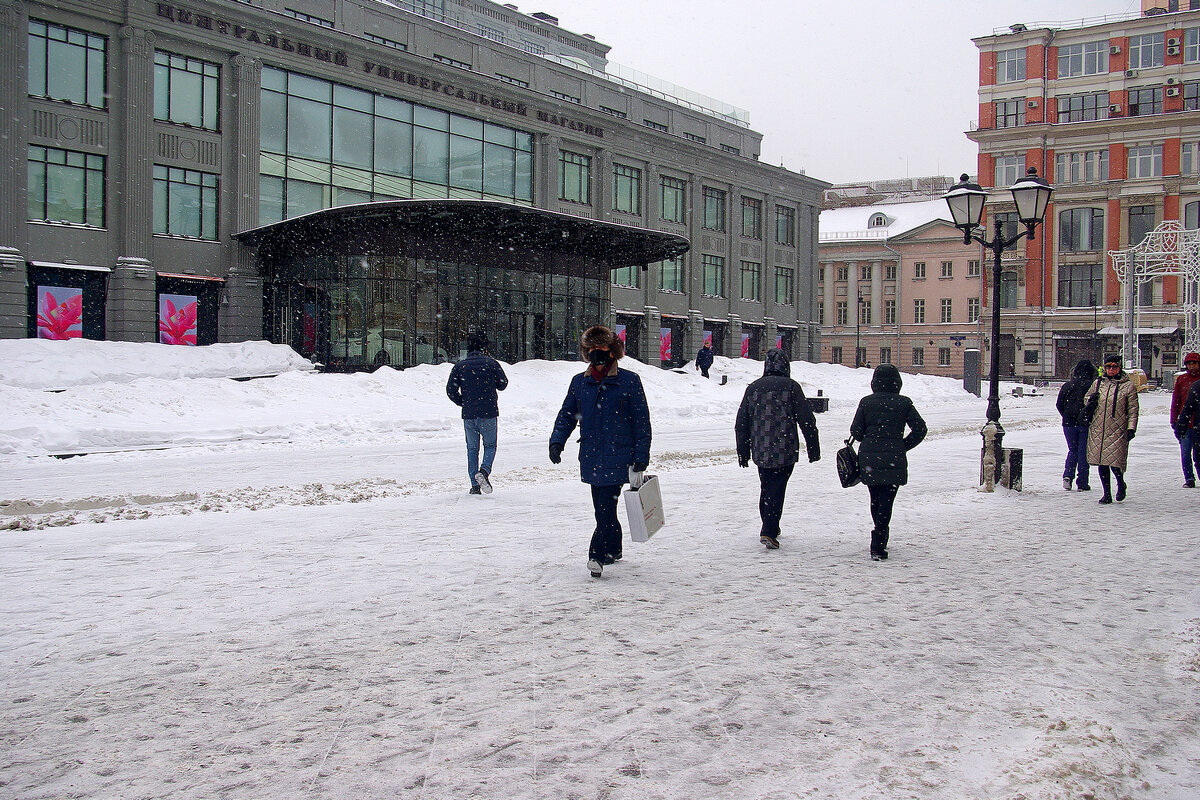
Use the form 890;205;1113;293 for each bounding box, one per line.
701;254;725;297
154;50;221;131
27;144;106;227
739;260;761;301
774;205;796;246
996;48;1027;83
611;162;641;215
27;19;107;109
153;164;218;240
740;196;762;239
660;176;686;223
913;298;925;324
558;150;591;204
702;186;726;231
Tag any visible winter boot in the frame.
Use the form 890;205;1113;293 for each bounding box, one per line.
1115;480;1126;502
760;535;780;550
1063;476;1072;490
587;559;603;578
475;470;492;495
469;485;482;495
1098;493;1113;504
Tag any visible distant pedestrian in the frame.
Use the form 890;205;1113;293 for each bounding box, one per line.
446;332;508;495
849;364;927;561
1170;352;1200;488
1084;355;1139;504
1173;374;1200;479
735;349;820;550
1056;359;1095;491
549;325;651;578
695;343;714;379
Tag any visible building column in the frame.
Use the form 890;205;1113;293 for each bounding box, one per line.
595;147;611;221
643;305;660;363
726;312;741;358
108;26;157;342
688;308;705;362
0;0;29;339
223;53;264;342
764;316;777;352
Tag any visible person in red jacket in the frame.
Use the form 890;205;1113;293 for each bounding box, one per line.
1171;352;1200;488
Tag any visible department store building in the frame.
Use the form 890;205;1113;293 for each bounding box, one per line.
0;0;826;368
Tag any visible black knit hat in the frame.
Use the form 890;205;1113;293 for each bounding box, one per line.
1104;354;1122;366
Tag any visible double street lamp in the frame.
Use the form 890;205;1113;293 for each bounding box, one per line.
944;167;1053;489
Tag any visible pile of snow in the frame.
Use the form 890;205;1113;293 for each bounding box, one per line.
0;340;979;457
0;338;315;390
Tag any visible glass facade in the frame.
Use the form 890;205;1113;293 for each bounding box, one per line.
155;51;220;130
154;166;218;239
259;66;533;223
28;19;106;108
28;145;105;227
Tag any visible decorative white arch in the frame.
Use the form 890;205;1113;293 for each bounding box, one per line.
1108;220;1200;366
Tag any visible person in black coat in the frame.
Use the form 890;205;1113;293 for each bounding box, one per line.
695;344;714;379
849;364;927;561
1056;359;1095;491
735;349;820;550
446;332;509;494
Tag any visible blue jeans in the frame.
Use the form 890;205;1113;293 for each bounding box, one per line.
1063;424;1090;488
464;417;498;487
1182;429;1200;483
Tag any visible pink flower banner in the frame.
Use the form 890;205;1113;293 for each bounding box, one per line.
703;330;713;348
659;327;671;361
741;333;751;357
36;286;83;340
159;294;198;346
615;324;626;343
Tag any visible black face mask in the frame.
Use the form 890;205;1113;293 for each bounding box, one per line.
588;349;612;367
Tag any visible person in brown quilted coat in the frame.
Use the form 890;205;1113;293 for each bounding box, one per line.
1084;354;1140;504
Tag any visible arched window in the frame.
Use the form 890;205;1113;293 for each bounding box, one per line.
868;213;889;228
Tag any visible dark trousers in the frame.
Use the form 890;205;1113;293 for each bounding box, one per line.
1062;424;1090;488
757;465;794;538
589;484;623;562
700;366;710;378
1098;465;1125;496
1181;430;1200;483
868;484;899;551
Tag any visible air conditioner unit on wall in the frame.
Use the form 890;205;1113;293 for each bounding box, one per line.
1111;44;1122;55
1026;99;1039;108
1168;86;1181;96
1167;76;1180;85
1125;69;1138;78
1168;46;1181;56
1110;104;1123;114
1168;37;1181;47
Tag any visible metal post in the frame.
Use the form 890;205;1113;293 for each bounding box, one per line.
855;294;862;367
981;216;1006;490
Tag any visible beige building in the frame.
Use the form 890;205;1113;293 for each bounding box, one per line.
967;2;1200;382
818;199;985;378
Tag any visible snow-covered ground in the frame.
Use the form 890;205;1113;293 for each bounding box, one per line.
1;340;1197;799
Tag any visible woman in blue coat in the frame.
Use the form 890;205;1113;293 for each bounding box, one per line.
849;363;927;561
549;326;651;578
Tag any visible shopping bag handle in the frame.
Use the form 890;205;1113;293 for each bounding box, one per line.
628;467;645;489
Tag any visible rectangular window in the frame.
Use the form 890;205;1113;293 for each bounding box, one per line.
477;24;505;43
913;298;926;324
1058;207;1105;251
365;33;408;51
599;105;627;119
283;8;334;27
1129;204;1156;245
775;205;796;246
1058;41;1108;76
154;51;220;131
837;265;849;282
940;261;953;279
1127;145;1163;179
683;132;706;144
994;155;1021;187
153;165;217;239
996;48;1027;82
1187;27;1200;63
494;73;528;88
660;176;686;223
836;301;848;326
1001;271;1019;308
831;346;843;365
1186;82;1200;111
995;98;1025;128
775;267;793;305
1054;150;1109;184
859;299;871;325
884;299;896;325
913;262;926;279
1055;92;1109;123
610;264;639;288
558;150;591;203
658;255;684;292
740;197;762;239
818;301;824;325
702;187;726;231
1128;86;1163;116
27;19;107;108
879;346;892;365
740;260;761;300
993;212;1022;251
1058;263;1102;307
861;263;872;281
885;263;897;280
1129;32;1165;69
968;297;981;322
1184;141;1200;175
720;144;740;155
612;163;641;214
433;54;472;71
912;347;925;367
967;260;981;278
938;347;952;367
27;145;105;227
643;119;668;132
940;298;953;323
702;254;725;296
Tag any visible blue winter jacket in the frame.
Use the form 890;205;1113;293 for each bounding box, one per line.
446;351;508;419
550;365;652;486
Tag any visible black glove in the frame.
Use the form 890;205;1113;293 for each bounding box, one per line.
549;442;563;463
1126;430;1136;441
738;456;749;468
808;449;821;463
631;461;648;473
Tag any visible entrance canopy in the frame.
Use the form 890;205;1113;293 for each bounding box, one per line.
1109;220;1200;361
235;199;691;277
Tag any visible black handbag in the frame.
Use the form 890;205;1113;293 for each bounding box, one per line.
836;437;861;488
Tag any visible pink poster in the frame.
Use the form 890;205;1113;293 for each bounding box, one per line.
741;333;750;357
159;293;198;346
615;324;627;344
659;327;672;361
776;335;783;349
36;286;83;339
703;329;713;348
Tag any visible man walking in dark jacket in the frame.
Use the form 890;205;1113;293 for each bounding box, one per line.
446;332;508;494
735;349;820;550
695;343;714;379
1056;359;1095;491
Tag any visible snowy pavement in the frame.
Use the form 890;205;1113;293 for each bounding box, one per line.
1;342;1198;799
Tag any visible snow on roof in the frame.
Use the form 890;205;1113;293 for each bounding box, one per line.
819;199;953;243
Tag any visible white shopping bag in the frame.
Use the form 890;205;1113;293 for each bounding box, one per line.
623;474;665;543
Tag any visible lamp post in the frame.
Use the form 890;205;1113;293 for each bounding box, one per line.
855;293;865;367
944;168;1053;490
1090;289;1099;365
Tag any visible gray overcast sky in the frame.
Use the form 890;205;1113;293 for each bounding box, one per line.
538;0;1138;184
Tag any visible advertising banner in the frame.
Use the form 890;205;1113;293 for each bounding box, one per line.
741;332;751;357
159;294;198;346
659;327;672;361
36;286;83;339
703;329;713;348
615;323;626;343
